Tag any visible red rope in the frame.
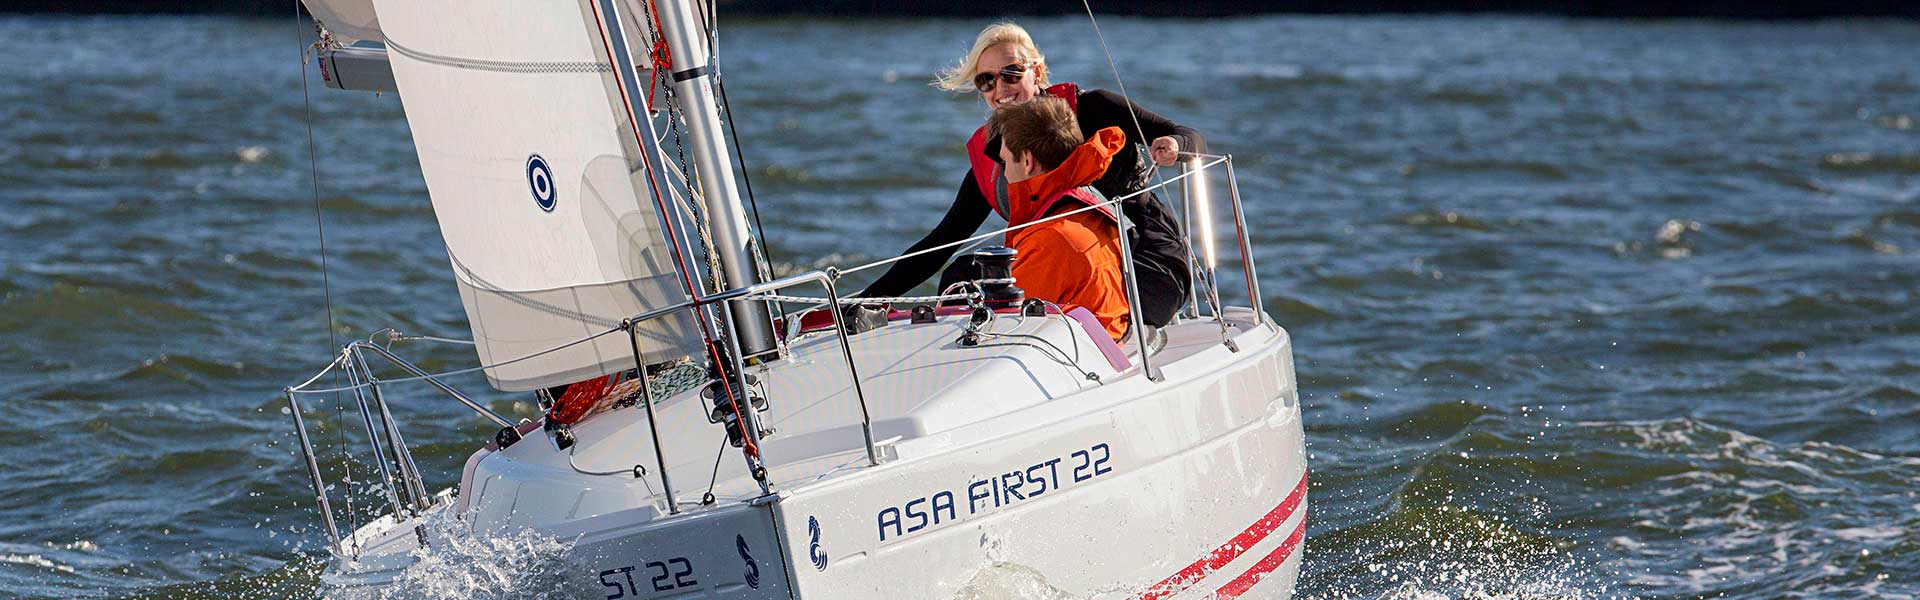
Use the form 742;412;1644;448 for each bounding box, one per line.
644;0;673;108
550;372;620;425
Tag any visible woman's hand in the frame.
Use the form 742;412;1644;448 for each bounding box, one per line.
1149;136;1181;166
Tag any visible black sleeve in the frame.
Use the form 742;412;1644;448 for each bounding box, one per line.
1078;89;1207;155
858;171;993;298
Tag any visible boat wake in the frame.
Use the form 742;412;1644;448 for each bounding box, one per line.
328;511;578;600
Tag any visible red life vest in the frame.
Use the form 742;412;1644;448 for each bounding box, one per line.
965;82;1082;220
1046;186;1109;225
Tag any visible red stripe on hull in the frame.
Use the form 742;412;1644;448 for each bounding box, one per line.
1134;471;1309;600
1213;519;1308;599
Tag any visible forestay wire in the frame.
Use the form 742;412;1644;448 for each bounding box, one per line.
293;0;358;551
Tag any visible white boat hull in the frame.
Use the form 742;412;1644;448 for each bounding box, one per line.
325;309;1305;599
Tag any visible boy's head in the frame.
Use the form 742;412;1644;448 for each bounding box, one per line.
989;96;1082;183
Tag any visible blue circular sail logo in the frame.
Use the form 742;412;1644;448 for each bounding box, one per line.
526;154;556;212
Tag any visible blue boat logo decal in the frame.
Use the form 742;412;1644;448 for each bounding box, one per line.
526;154;556;212
807;516;828;571
736;534;759;589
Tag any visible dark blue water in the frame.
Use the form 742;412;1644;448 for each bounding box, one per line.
1;14;1917;599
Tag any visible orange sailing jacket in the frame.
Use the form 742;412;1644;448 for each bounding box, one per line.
1005;126;1132;340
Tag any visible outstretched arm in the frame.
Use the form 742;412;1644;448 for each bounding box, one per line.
858;172;993;298
1080;89;1208;165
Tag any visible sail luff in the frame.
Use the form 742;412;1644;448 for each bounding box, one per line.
585;0;723;335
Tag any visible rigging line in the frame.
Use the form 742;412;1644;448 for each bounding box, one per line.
704;432;728;502
1036;299;1082;364
290;326;628;394
1078;0;1176;200
988;331;1079;368
980;309;1088;373
699;4;775;287
293;0;358;554
973;337;1096;380
655;153;769;309
716;62;775;281
684;0;787;335
665;101;719;293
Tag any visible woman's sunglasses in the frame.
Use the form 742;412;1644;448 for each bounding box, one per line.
973;63;1029;94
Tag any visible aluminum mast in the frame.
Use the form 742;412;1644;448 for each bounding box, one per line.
651;0;777;359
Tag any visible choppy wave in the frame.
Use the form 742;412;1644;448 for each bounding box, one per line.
0;283;209;333
1818;152;1920;175
1593;419;1920;597
6;14;1920;600
1305;417;1920;598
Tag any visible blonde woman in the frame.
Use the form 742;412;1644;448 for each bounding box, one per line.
861;22;1203;329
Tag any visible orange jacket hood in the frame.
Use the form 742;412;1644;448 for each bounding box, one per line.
1004;126;1127;227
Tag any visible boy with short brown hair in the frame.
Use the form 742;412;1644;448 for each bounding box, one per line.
987;97;1132;340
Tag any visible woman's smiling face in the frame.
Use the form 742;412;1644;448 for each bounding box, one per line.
974;43;1044;110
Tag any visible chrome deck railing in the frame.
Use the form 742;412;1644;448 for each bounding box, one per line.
282;271;874;556
281;154;1264;558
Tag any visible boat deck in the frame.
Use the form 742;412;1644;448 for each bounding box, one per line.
460;307;1265;532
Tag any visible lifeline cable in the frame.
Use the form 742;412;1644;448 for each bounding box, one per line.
280;156;1221;398
289;326;627;395
749;291;977;306
839;156;1226;278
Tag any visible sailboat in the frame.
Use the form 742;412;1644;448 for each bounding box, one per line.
287;0;1308;597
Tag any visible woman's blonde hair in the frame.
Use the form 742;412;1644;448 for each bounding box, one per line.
933;22;1047;92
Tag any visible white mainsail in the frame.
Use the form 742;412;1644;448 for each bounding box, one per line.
367;0;701;391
